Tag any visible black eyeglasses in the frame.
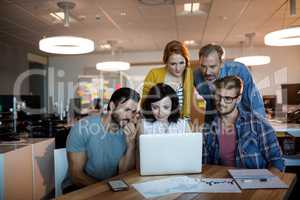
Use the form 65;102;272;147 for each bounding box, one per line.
214;94;240;104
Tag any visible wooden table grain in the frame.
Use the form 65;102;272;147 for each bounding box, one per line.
56;165;297;200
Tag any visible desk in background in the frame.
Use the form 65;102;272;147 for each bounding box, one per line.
270;120;300;166
270;120;300;138
56;165;296;200
0;138;54;200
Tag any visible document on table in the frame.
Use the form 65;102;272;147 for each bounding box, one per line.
132;176;241;199
228;169;288;189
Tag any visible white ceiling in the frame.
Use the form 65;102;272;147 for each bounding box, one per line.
0;0;300;54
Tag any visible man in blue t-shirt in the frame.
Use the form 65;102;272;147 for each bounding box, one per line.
66;87;140;189
194;44;266;125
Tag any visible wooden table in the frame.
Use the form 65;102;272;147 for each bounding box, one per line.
56;165;297;200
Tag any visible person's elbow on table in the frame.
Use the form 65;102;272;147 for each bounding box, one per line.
118;122;138;174
268;158;285;173
68;152;97;187
118;143;136;174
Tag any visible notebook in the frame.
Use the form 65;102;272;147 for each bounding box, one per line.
228;169;288;189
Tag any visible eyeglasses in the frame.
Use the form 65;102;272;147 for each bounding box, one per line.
214;94;240;104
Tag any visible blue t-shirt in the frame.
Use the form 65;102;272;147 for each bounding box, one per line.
66;115;127;181
194;61;266;124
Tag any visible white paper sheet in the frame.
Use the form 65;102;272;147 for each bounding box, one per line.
132;176;241;199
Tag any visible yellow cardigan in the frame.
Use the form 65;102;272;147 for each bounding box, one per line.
142;66;193;118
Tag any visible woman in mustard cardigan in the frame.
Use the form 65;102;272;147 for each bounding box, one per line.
142;40;193;118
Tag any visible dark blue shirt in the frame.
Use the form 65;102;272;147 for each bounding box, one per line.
194;61;266;124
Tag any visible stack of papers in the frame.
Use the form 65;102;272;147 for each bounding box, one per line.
228;169;288;189
132;176;241;199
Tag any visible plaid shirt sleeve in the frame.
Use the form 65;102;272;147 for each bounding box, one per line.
202;121;219;165
202;123;210;164
258;118;285;171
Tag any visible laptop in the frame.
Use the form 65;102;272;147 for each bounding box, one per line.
139;133;203;176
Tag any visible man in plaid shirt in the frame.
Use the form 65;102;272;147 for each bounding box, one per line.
203;76;285;171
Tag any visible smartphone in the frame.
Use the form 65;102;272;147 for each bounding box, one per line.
107;179;129;192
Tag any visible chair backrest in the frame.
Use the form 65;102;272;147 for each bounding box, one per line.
54;148;68;197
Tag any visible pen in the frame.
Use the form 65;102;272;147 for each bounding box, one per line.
240;178;268;183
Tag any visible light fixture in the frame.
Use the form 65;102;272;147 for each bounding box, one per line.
96;41;129;71
184;3;200;12
235;33;271;66
264;0;300;46
96;61;130;71
264;26;300;46
184;3;191;12
178;2;207;16
49;12;77;23
120;11;127;16
234;56;271;66
57;1;75;27
184;40;195;45
99;40;118;50
39;1;95;54
99;43;112;50
184;40;199;47
39;36;94;54
50;12;63;21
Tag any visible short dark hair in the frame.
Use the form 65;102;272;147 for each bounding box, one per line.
199;44;224;62
107;87;140;111
163;40;190;66
214;76;244;96
141;83;180;123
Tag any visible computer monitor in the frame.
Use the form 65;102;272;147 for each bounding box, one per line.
20;95;41;109
281;84;300;105
0;95;41;112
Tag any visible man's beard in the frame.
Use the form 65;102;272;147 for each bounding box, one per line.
217;103;236;116
111;112;129;129
205;74;217;82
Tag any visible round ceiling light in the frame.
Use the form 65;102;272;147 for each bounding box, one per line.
234;56;271;66
96;61;130;71
39;36;95;54
264;27;300;46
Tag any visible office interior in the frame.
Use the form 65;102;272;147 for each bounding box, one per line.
0;0;300;199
